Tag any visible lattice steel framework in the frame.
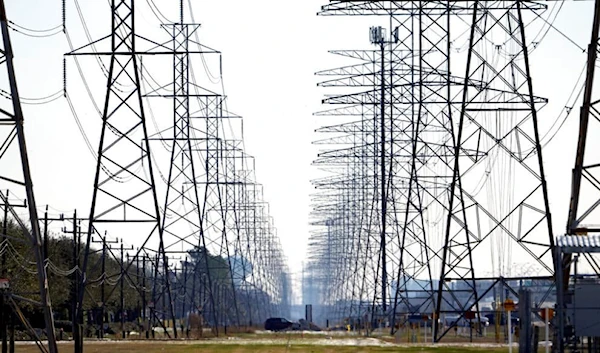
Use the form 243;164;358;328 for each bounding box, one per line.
144;4;291;330
559;0;600;351
437;0;554;340
64;0;291;337
566;0;600;253
0;1;57;352
310;2;455;331
309;1;555;340
68;0;177;348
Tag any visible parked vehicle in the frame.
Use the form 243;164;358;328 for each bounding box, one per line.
264;317;294;331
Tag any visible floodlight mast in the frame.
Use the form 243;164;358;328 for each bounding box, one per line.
369;25;399;318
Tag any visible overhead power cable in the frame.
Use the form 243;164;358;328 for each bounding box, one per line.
146;0;174;23
65;92;97;161
540;62;587;148
7;20;63;38
531;2;586;52
8;24;62;38
0;89;63;105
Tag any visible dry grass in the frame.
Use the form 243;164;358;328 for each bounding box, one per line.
11;341;524;353
10;327;551;353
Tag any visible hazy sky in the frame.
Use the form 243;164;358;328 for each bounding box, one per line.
3;0;599;296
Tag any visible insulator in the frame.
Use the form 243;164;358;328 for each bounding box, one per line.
180;0;184;24
62;0;66;33
63;58;67;97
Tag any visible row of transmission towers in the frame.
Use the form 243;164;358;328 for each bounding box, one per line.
307;0;556;341
0;1;291;352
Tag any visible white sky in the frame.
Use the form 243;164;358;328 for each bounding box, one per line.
2;0;599;302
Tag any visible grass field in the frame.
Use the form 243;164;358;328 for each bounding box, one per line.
13;342;522;353
9;327;548;353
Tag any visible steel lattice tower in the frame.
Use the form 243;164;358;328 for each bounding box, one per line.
436;0;554;340
0;1;58;352
194;94;243;329
161;22;204;258
68;0;177;348
143;3;290;329
566;0;600;250
64;0;291;337
156;19;224;333
312;3;454;330
310;1;555;339
558;0;600;351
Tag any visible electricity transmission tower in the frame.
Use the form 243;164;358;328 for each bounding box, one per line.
138;2;248;333
566;0;600;249
67;0;177;349
436;0;554;340
138;1;289;331
311;1;555;340
153;18;224;332
139;3;251;331
0;1;58;352
558;0;600;351
61;0;291;340
312;1;455;331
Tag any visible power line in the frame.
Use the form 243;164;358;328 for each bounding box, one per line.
8;20;61;33
146;0;174;24
8;24;62;38
65;92;97;161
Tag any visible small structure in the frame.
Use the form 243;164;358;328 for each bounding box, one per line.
555;235;600;353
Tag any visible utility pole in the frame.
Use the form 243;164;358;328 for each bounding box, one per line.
162;256;167;330
92;236;134;340
91;232;117;339
70;211;80;353
120;240;124;339
0;191;23;353
135;251;140;332
151;253;158;339
182;258;188;337
102;234;108;339
7;312;12;353
142;253;148;339
114;240;133;339
190;259;198;335
59;211;89;353
43;206;49;262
